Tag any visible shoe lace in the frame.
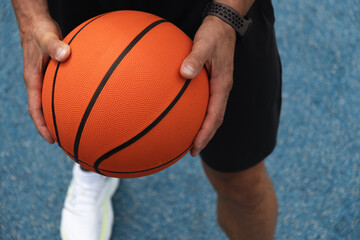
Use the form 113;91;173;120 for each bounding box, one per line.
68;177;106;210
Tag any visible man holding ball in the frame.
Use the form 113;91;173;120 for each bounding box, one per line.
11;0;282;239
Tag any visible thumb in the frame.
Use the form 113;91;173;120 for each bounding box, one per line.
41;33;70;62
180;39;213;79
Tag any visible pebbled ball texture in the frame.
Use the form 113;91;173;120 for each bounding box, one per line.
42;11;209;178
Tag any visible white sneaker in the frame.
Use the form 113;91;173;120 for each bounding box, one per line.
60;164;120;240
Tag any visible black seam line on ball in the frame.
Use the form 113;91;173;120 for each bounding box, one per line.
93;79;191;174
100;145;192;174
61;146;105;176
61;146;74;158
62;144;191;174
51;13;107;147
73;19;168;163
60;147;92;168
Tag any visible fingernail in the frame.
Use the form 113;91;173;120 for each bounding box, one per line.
183;65;195;76
55;47;67;60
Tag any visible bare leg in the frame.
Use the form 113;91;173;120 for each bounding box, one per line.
202;161;278;240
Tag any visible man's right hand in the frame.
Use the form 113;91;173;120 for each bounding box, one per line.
19;17;70;143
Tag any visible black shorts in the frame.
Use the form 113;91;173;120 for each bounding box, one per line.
48;0;282;173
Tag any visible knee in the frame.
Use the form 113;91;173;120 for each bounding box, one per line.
206;166;268;209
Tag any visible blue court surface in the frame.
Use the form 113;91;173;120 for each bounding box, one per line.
1;0;359;239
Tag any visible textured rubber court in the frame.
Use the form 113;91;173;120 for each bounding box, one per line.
1;0;359;239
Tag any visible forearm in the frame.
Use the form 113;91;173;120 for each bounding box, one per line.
214;0;255;17
11;0;50;38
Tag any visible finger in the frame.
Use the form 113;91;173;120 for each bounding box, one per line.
190;80;231;157
27;88;55;144
180;38;214;79
40;33;70;62
190;94;227;156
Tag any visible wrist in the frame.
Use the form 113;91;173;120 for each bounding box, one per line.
205;15;236;36
213;0;254;17
203;1;253;37
11;0;51;37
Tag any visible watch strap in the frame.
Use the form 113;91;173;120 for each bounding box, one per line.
203;1;252;37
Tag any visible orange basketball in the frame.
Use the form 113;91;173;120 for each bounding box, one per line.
42;11;209;178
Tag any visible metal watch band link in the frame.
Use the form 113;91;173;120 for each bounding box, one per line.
203;1;252;37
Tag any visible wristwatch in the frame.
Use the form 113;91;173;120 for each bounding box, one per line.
203;1;252;37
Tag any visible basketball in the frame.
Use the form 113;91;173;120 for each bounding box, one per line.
42;11;209;178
